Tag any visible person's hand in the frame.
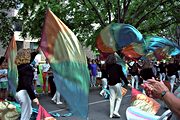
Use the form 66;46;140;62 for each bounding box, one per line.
127;83;132;88
33;98;39;105
123;83;131;89
146;78;169;99
141;82;154;98
147;79;169;94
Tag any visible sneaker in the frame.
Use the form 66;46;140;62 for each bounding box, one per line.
109;115;113;118
51;98;56;103
113;112;121;118
56;101;63;105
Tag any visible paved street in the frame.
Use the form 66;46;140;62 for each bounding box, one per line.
32;87;167;120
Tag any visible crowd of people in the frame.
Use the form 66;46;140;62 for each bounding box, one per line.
0;50;63;120
0;49;180;119
87;54;180;119
88;56;180;91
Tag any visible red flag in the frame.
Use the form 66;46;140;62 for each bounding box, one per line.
36;105;56;120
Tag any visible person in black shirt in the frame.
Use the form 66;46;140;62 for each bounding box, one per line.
166;59;177;92
178;62;180;81
159;61;166;81
128;61;141;89
140;59;155;81
105;54;129;118
15;49;39;120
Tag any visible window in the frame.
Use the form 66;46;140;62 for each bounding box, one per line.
14;20;22;31
16;41;23;50
30;42;38;49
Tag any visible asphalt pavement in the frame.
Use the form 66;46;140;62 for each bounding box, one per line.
33;87;167;120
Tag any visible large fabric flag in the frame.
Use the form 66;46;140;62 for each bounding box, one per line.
36;105;55;120
4;35;18;96
144;36;180;60
40;9;90;119
114;53;128;77
96;23;143;53
121;42;146;60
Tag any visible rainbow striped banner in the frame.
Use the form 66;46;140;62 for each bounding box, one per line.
40;9;90;119
5;35;18;96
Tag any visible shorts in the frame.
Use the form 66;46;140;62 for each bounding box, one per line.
0;81;8;89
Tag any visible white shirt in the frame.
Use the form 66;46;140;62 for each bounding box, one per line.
34;54;41;65
42;63;50;72
0;69;8;82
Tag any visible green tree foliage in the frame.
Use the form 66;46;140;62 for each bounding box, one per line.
0;0;19;48
1;0;180;49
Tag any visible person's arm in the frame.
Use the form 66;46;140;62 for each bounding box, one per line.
0;74;6;78
146;79;180;117
0;71;7;78
120;73;129;85
118;65;129;85
33;98;39;105
24;77;39;105
162;91;180;117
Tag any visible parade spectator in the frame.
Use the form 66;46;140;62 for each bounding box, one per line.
95;59;102;70
99;63;109;98
47;67;63;104
90;59;98;87
159;61;166;81
15;49;39;120
31;60;39;95
87;58;92;85
140;59;155;81
30;51;41;95
128;61;141;89
0;58;8;100
52;90;63;105
156;61;161;77
96;59;102;87
177;62;180;81
152;61;159;77
166;59;178;92
144;78;180;119
105;54;129;118
42;59;50;94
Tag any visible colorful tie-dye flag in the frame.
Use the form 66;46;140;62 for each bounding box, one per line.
96;23;143;53
4;35;18;96
144;36;180;60
114;53;128;77
40;9;90;119
121;42;146;60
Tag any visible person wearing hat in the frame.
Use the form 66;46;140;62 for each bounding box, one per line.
15;49;39;120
